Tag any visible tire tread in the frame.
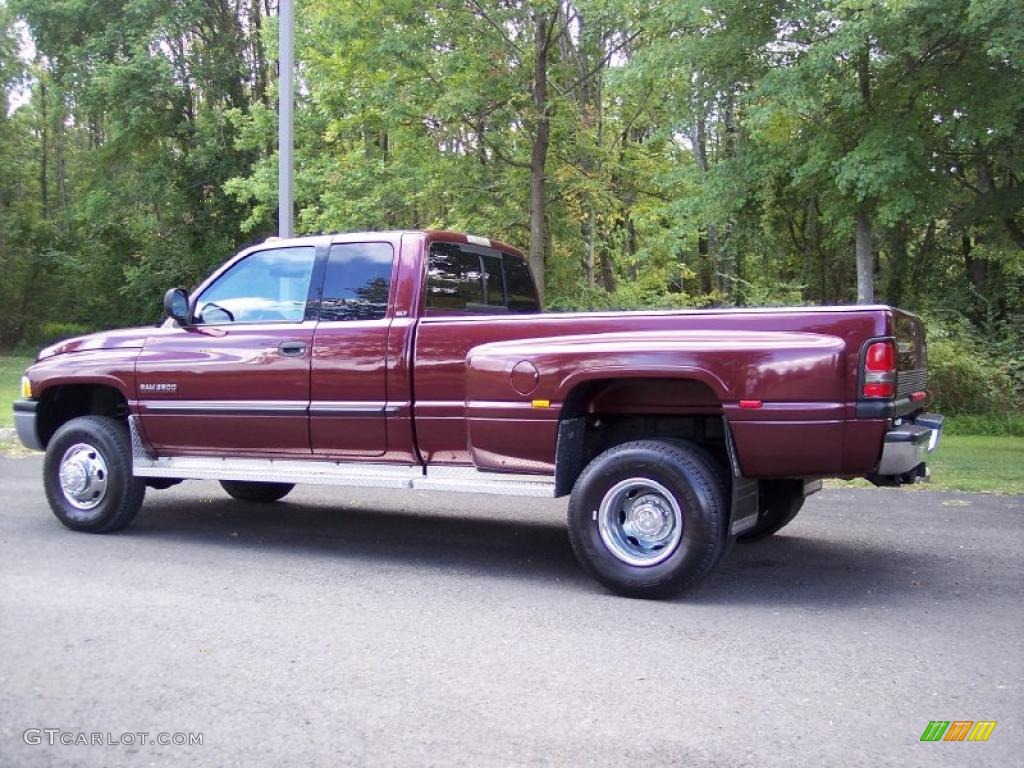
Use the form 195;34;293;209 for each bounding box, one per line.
567;438;729;598
43;415;145;533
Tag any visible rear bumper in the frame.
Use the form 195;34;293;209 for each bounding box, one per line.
869;412;943;486
12;400;43;451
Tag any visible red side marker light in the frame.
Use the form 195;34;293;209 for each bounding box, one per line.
910;391;927;402
739;400;763;409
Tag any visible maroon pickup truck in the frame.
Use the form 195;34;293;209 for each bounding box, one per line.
14;230;943;597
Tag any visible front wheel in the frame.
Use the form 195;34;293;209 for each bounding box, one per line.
219;480;294;503
43;415;146;533
567;439;729;599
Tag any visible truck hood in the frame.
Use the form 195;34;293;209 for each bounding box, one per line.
38;326;153;360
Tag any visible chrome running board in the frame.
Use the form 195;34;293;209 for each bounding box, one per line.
129;417;555;498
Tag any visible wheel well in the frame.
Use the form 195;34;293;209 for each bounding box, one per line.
36;384;129;448
555;377;728;496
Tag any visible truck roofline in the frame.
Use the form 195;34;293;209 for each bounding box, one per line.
258;230;525;258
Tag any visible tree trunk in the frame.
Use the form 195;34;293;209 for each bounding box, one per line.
855;208;874;303
39;77;48;216
690;104;720;296
855;41;874;305
583;218;596;287
55;110;66;215
885;223;909;307
529;12;553;303
802;197;817;292
599;246;616;292
910;220;936;306
962;232;987;292
250;0;269;105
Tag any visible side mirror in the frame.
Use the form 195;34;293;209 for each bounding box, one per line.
163;288;191;326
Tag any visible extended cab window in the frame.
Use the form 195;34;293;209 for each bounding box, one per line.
426;242;538;314
319;243;394;321
195;246;316;324
503;254;539;312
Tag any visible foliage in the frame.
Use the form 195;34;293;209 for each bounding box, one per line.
943;414;1024;438
924;316;1023;414
0;1;1021;414
27;321;92;347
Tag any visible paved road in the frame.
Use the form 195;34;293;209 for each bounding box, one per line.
0;454;1020;767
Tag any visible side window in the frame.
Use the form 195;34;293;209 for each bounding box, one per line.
319;243;394;321
480;253;507;309
195;246;316;324
504;254;540;312
425;243;485;312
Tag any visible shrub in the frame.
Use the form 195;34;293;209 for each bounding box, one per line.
924;317;1022;415
943;414;1024;437
27;322;92;349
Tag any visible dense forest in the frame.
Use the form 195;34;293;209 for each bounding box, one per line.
1;1;1022;410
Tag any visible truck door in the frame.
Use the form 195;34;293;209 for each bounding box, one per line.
308;241;396;457
136;244;319;455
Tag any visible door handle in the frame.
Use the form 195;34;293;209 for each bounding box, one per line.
278;341;307;357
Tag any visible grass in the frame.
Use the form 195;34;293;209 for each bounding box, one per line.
827;433;1024;495
1;353;1021;493
0;355;33;428
922;434;1024;494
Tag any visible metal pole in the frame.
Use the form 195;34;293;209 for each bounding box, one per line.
278;0;294;238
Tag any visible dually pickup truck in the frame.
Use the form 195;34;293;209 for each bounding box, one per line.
14;230;943;597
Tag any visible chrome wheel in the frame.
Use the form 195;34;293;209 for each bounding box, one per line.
58;442;109;519
597;478;683;567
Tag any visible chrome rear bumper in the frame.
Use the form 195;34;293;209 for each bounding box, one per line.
869;412;943;486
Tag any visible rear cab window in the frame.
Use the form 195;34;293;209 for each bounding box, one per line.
425;241;539;315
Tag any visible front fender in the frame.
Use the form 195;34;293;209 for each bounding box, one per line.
27;348;141;403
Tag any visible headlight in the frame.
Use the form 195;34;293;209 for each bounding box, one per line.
21;376;32;399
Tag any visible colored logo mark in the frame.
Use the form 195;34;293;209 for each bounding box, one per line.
920;721;997;742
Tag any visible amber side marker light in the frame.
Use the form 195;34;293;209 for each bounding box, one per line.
21;376;32;399
863;341;896;398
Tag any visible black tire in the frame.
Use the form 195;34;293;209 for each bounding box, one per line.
736;479;805;542
43;415;146;533
567;439;729;599
219;480;294;503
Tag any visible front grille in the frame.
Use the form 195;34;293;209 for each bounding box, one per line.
896;368;927;397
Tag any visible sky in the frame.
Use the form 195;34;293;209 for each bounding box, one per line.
5;18;33;115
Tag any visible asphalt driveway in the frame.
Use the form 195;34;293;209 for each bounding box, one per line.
0;453;1020;767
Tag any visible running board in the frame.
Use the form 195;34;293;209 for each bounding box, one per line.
129;418;555;498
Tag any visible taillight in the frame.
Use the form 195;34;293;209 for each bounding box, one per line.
863;340;895;398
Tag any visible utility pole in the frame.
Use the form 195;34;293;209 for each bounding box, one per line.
278;0;294;238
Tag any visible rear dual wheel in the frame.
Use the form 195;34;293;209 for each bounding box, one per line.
567;439;729;599
736;480;805;542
